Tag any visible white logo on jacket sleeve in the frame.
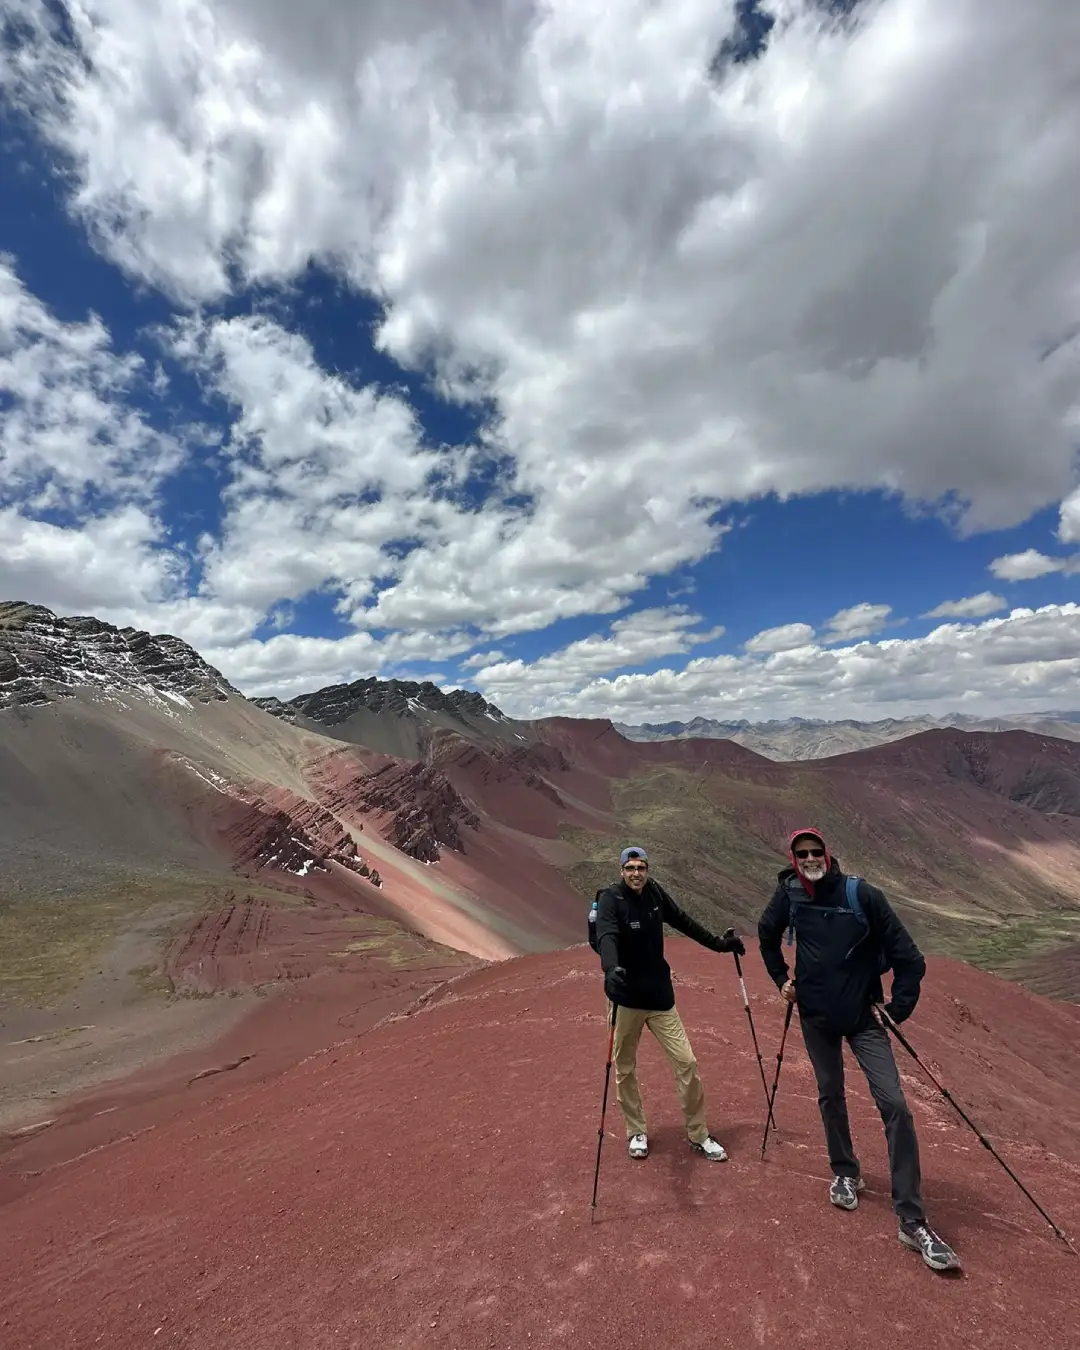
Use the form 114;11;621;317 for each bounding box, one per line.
630;920;641;929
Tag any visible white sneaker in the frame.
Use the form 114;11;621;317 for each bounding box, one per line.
690;1135;727;1161
628;1133;648;1159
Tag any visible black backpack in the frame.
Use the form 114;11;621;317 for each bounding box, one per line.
588;889;605;953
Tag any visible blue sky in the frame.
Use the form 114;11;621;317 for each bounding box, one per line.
1;1;1078;722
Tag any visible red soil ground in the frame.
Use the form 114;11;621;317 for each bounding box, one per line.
0;936;478;1204
537;715;767;779
163;886;463;993
3;941;1077;1350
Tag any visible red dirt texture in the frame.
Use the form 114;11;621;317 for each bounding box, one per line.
3;942;1078;1350
827;727;1080;811
0;928;478;1202
439;739;592;834
1003;941;1080;1002
537;715;768;779
162;890;431;993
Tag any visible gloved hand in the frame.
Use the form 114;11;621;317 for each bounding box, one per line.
604;966;629;1003
883;1001;910;1025
715;927;746;957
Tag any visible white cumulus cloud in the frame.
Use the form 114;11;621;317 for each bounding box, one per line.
202;626;478;700
743;622;815;654
989;549;1070;582
166;312;461;615
461;649;505;670
2;0;1079;638
471;603;1080;722
821;602;893;643
0;506;183;613
2;1;1080;710
473;606;724;701
1057;487;1080;546
923;591;1006;620
0;255;191;620
0;253;182;510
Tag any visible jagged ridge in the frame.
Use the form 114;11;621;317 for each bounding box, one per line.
0;602;237;711
253;677;507;728
185;760;382;884
349;761;481;862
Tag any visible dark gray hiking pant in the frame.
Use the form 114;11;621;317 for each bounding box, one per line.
800;1017;925;1227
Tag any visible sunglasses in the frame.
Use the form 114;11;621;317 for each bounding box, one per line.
622;863;648;873
794;847;825;859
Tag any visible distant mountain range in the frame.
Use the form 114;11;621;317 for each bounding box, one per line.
6;597;1079;766
615;712;1080;759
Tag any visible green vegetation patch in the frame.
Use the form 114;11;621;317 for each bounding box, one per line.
328;915;473;968
957;911;1080;971
0;869;304;1010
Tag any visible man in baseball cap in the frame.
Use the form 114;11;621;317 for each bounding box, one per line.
593;844;745;1161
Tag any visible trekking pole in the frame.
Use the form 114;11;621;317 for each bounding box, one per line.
876;1006;1077;1255
760;1000;794;1160
590;1000;618;1220
728;933;777;1133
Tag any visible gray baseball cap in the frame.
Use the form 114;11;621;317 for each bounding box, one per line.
620;846;648;865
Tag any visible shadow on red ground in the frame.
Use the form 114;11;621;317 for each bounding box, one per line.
2;941;1079;1350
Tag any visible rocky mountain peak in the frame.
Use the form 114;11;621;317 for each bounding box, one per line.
0;600;238;712
253;676;507;728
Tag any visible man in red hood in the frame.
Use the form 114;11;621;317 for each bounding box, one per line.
757;827;961;1274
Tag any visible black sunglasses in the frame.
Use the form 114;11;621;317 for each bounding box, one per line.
622;862;648;872
794;847;825;859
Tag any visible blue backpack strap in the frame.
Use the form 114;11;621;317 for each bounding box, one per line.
845;875;865;925
844;875;889;970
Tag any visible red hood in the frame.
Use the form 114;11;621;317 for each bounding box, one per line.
788;827;830;896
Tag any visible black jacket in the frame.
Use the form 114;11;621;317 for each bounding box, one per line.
757;860;925;1036
595;877;725;1011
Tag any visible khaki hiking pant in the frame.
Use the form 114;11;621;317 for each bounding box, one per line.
606;1001;709;1145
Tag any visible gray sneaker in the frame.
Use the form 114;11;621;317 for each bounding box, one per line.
829;1175;866;1210
899;1221;962;1272
628;1133;648;1159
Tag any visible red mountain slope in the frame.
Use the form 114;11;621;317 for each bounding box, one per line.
820;727;1080;815
2;943;1078;1349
